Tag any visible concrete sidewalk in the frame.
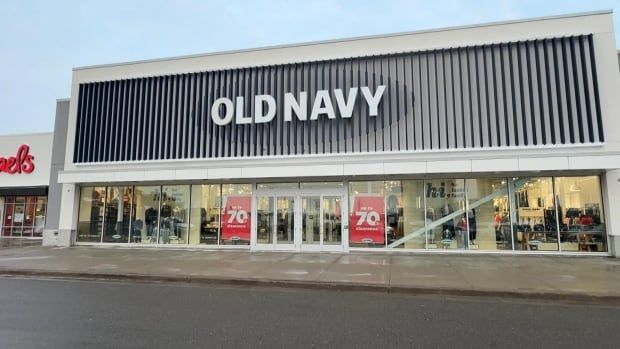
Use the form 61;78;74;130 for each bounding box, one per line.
0;244;619;302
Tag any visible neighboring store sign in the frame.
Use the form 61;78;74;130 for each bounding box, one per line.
211;86;386;126
221;195;252;241
349;195;385;244
0;144;35;174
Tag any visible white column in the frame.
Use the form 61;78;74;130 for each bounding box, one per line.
43;183;78;247
603;170;620;257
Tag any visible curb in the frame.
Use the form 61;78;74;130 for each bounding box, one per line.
1;268;619;305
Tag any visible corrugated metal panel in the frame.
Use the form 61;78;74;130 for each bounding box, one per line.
73;34;604;163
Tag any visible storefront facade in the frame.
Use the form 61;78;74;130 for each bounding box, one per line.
47;11;620;256
0;133;53;238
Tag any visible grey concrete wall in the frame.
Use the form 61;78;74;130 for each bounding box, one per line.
44;99;70;231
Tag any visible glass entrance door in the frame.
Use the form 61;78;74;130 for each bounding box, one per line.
323;196;343;246
254;192;346;251
276;196;295;246
255;194;298;249
301;196;320;245
253;183;346;251
300;195;343;250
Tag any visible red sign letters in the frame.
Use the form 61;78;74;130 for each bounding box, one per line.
0;144;35;174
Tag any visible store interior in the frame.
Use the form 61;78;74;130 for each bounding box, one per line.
75;175;607;253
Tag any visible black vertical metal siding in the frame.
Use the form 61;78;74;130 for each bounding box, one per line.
73;35;604;163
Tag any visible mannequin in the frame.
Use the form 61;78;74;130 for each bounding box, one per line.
468;209;477;243
145;207;157;237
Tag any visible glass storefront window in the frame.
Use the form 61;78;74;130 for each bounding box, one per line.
160;185;190;244
33;197;47;237
0;196;47;238
510;177;558;251
0;197;4;236
385;180;426;249
189;184;221;245
102;187;133;243
425;179;467;250
221;184;252;245
465;178;511;251
385;181;403;247
554;176;607;252
77;187;106;242
133;186;160;244
12;197;25;237
349;181;385;248
67;176;607;254
1;197;11;237
22;196;36;237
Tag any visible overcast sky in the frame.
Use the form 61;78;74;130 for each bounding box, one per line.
1;0;619;135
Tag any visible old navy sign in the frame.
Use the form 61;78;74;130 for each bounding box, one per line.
0;144;35;175
210;86;386;126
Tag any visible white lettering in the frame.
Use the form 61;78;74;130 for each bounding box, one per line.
227;209;248;224
334;87;358;119
356;210;380;226
360;85;386;117
209;86;385;126
254;95;276;123
284;92;307;121
211;98;234;126
235;97;252;124
310;90;336;120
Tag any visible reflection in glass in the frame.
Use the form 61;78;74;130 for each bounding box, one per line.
302;196;320;244
222;184;252;195
276;197;295;244
425;179;467;250
133;186;160;244
160;185;190;244
465;178;511;250
256;196;274;244
385;181;403;247
11;197;25;237
102;187;132;243
510;177;558;251
0;196;47;238
189;184;221;245
33;197;47;237
77;187;106;242
2;197;14;237
555;176;606;252
385;180;426;249
323;196;342;245
0;197;4;236
22;196;36;237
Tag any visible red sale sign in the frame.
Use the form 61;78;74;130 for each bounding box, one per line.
349;195;385;244
221;195;252;241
